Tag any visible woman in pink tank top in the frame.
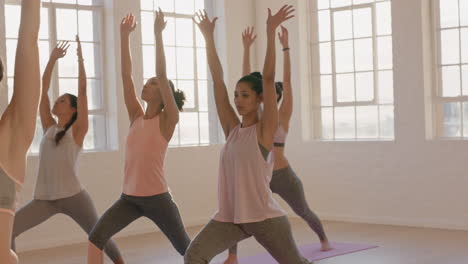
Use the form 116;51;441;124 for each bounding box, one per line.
223;22;332;264
88;11;190;264
185;6;312;264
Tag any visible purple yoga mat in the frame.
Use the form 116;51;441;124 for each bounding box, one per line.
215;242;378;263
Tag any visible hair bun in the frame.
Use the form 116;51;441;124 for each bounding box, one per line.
250;72;262;80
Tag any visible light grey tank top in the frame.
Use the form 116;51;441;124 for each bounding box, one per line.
34;125;83;200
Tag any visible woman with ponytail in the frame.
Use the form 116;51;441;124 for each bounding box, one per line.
11;36;124;264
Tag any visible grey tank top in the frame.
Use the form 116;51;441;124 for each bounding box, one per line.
34;125;83;200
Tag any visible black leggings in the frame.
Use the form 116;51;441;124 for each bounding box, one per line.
89;192;190;256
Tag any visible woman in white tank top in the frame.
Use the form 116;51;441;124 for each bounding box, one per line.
11;37;124;264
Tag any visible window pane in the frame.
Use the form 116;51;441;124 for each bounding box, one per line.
194;0;205;11
353;8;372;38
143;45;155;79
320;42;332;74
141;11;155;45
195;26;205;48
82;43;97;78
199;112;209;144
321;75;333;106
335;40;354;73
59;78;78;95
336;73;355;102
439;0;459;28
53;0;76;3
317;0;330;9
441;66;461;97
335;106;355;139
198;80;208;111
331;0;351;8
78;10;96;42
59;42;78;77
57;9;77;41
177;80;195;109
378;70;393;103
442;102;461;137
353;0;374;4
141;0;154;10
6;40;17;77
321;107;334;139
175;0;194;14
378;36;393;70
463;65;468;95
356;105;378;138
166;46;177;79
39;7;49;39
39;41;50;75
440;29;460;65
176;18;194;47
78;0;97;5
461;0;468;26
158;0;174;13
5;5;21;38
163;17;176;46
461;28;468;63
180;112;199;145
87;79;102;110
318;10;331;42
354;38;373;71
379;105;394;138
169;124;180;146
197;48;207;79
376;1;392;35
176;47;194;79
84;114;106;150
28;117;43;154
333;10;353;40
356;72;374;101
7;78;14;103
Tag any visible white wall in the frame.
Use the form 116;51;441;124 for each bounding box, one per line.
15;0;468;252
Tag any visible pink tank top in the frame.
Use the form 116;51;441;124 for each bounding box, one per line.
123;115;168;196
214;124;285;223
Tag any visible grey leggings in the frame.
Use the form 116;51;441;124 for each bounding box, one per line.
12;190;122;262
229;166;327;254
89;192;190;256
185;216;312;264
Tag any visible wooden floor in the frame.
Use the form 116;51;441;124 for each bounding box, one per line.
17;219;468;264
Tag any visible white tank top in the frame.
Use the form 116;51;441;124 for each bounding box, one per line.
34;125;83;200
213;124;285;223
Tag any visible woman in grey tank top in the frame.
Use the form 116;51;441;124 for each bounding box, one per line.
10;37;124;264
0;2;41;264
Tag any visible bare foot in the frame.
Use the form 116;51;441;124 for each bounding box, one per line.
321;241;333;251
223;253;239;264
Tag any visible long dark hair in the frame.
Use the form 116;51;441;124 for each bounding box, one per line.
55;93;78;145
0;58;4;82
163;80;186;111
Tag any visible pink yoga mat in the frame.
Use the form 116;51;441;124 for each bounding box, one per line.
215;242;378;263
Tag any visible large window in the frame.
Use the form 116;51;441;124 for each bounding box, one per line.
2;0;107;152
311;0;394;140
140;0;214;147
433;0;468;138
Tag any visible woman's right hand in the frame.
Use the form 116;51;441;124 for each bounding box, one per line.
242;26;257;49
121;13;137;36
50;41;70;60
193;10;218;38
266;5;295;33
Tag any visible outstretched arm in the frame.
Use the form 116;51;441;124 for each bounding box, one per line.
278;26;292;131
259;5;295;149
155;8;180;141
73;36;89;147
242;26;256;76
120;14;144;125
194;10;239;138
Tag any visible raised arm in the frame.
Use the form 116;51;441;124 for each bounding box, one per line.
40;42;69;131
72;35;89;147
194;10;239;138
120;14;144;124
154;8;180;141
3;0;41;151
259;5;294;149
242;26;256;76
278;26;292;131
